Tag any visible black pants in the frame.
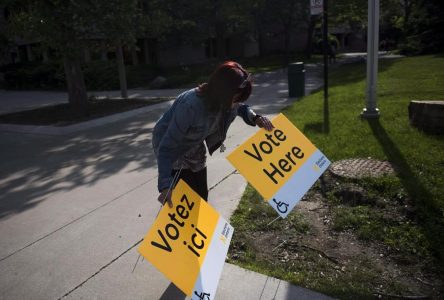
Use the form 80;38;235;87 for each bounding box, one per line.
172;168;208;201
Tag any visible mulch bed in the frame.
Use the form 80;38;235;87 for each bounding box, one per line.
0;97;171;127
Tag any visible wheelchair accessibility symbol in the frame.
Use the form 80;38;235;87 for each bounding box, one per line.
272;198;289;214
194;291;211;300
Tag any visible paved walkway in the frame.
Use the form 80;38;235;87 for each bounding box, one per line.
0;89;188;115
0;64;334;299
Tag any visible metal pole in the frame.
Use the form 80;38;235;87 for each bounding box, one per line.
361;0;380;118
323;0;329;133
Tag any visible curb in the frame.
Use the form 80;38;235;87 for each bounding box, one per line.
0;99;174;136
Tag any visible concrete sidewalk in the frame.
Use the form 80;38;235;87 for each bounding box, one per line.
0;88;188;115
0;65;333;299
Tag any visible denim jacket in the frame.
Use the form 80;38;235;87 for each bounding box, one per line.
152;88;257;192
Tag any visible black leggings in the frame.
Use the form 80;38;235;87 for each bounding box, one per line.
172;168;208;201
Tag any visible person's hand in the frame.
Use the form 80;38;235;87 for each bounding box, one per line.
158;189;173;208
255;115;274;131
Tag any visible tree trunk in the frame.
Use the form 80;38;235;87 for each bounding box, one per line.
115;39;128;99
257;31;265;57
143;38;150;64
83;47;91;63
145;38;159;66
305;15;317;59
131;45;139;65
216;34;226;59
215;21;226;59
283;28;291;66
255;15;266;57
283;20;293;66
403;0;412;29
62;54;88;112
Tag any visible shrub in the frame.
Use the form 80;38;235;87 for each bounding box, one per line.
2;61;65;89
1;60;159;90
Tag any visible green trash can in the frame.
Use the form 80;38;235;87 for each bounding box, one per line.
288;62;305;98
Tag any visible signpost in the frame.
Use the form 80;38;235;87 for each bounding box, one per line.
361;0;381;118
138;179;233;300
310;0;323;15
227;113;330;218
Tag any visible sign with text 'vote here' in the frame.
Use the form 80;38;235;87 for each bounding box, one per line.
227;113;330;218
138;179;233;300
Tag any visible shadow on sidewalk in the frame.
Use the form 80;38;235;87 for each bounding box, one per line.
0;114;158;221
159;283;187;300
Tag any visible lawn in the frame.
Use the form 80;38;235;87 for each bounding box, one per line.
228;54;444;298
284;54;444;252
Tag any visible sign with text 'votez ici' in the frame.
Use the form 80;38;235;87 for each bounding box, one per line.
227;113;330;218
138;179;233;300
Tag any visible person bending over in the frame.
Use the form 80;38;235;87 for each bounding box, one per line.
153;61;274;207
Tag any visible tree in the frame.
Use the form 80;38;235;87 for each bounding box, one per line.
329;0;367;31
89;0;142;98
7;0;92;111
262;0;309;65
248;0;268;56
6;0;143;107
139;0;175;66
168;0;253;59
401;0;444;54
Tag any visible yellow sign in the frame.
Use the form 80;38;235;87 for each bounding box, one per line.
227;113;330;218
228;113;317;199
138;179;233;299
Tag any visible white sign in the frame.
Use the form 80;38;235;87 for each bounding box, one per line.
310;0;323;15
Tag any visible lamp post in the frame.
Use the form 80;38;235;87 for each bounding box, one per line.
322;0;329;133
361;0;380;118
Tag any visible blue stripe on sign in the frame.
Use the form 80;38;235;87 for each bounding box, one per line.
268;149;331;218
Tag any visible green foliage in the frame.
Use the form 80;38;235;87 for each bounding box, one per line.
231;185;310;235
332;205;430;257
1;61;65;89
329;0;368;31
90;0;141;44
82;61;120;90
6;0;143;52
139;0;175;40
400;0;444;54
1;61;158;90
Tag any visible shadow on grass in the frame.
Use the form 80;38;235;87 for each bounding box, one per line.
329;58;399;89
303;122;324;134
367;119;444;267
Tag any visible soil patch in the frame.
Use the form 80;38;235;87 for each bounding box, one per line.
229;171;443;299
0;97;172;126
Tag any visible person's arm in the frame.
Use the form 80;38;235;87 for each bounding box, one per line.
237;104;274;131
156;101;195;206
237;104;256;126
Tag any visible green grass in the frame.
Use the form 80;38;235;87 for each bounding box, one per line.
283;54;444;261
326;175;431;258
230;185;402;299
229;54;444;298
231;185;310;234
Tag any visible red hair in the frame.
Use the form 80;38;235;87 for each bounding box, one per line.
198;61;253;112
